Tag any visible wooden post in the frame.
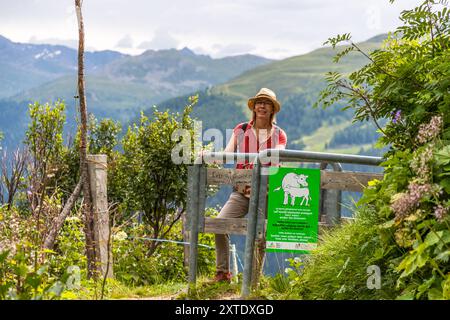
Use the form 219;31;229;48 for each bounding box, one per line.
182;212;190;269
188;165;200;291
87;154;113;278
320;162;342;226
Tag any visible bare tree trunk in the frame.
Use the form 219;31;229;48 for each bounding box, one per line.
43;179;83;250
75;0;97;279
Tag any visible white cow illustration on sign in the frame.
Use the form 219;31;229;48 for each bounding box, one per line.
273;172;311;206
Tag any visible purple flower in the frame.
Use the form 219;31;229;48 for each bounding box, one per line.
392;110;402;124
434;205;448;222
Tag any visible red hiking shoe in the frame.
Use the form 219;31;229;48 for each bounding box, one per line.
213;271;232;283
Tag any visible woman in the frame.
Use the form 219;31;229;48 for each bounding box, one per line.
214;87;287;282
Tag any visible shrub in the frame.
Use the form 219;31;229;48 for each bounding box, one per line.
112;213;215;286
0;244;66;300
292;207;399;300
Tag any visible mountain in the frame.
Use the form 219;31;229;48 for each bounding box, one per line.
0;35;125;98
100;47;272;95
3;35;273;124
0;35;273;150
152;35;388;154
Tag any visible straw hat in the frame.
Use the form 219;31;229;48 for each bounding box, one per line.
247;88;281;114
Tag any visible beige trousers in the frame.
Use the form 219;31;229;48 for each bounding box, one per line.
215;191;249;273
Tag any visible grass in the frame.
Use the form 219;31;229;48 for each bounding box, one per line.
325;143;375;155
61;278;188;300
293;207;399;300
108;281;187;300
295;120;352;151
177;275;242;300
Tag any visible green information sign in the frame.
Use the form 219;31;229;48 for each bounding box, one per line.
266;167;321;253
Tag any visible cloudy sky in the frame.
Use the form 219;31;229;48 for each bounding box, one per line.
0;0;423;59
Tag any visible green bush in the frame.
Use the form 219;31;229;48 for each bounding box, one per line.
306;0;450;300
293;207;399;300
0;244;67;300
112;213;215;286
47;215;87;279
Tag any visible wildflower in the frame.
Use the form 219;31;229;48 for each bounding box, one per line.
434;205;448;222
113;230;128;241
410;145;433;180
390;183;435;219
391;110;402;124
417;115;443;144
66;216;81;222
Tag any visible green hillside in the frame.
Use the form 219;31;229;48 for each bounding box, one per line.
153;35;387;154
2;34;387;155
6;48;272;127
212;38;382;102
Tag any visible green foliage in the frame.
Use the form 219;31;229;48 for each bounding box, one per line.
0;204;72;300
113;215;215;286
88;115;122;156
24;100;78;212
119;97;197;255
87;115;124;207
307;0;450;300
287;207;399;300
359;132;450;300
0;245;66;300
316;0;450;151
26;101;65;170
47;215;87;278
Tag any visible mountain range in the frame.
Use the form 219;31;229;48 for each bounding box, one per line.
0;34;387;156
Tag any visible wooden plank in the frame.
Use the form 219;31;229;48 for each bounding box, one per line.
206;168;383;192
206;168;252;185
321;171;383;192
256;174;268;240
182;212;190;268
203;217;248;235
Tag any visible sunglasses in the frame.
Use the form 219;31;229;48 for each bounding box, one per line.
255;100;273;107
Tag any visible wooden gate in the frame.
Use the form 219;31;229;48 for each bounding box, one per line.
186;149;384;298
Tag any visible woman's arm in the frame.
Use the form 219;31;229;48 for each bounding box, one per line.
223;132;237;152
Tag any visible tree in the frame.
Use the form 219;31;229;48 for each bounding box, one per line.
316;0;450;150
75;0;96;278
120;99;197;256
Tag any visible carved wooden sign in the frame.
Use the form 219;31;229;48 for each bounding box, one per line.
206;168;383;192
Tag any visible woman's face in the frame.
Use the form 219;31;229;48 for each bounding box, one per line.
254;99;273;121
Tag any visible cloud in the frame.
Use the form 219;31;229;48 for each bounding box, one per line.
137;29;179;50
1;0;425;59
28;36;78;49
115;34;134;48
212;43;257;58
